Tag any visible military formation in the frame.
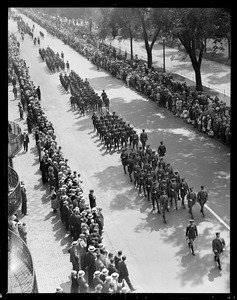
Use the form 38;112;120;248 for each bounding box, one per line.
59;70;110;116
39;46;67;72
57;64;209;225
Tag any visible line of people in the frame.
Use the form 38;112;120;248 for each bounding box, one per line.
59;70;110;115
39;46;68;72
17;7;231;147
8;30;135;294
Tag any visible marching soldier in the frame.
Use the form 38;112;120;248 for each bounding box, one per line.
133;163;141;188
120;148;128;174
138;168;147;197
197;186;208;217
151;181;160;213
168;178;178;210
127;156;134;182
212;232;226;270
140;129;148;150
179;178;189;209
132;130;139;151
186;219;198;256
120;129;128;149
145;172;153;201
187;187;196;219
158;141;166;157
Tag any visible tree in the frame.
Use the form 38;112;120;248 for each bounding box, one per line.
212;8;231;60
110;8;140;60
97;8;112;42
168;8;224;91
136;8;167;68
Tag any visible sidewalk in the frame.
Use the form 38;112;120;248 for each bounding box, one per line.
8;83;72;293
108;38;230;106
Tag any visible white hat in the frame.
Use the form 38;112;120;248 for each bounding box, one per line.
94;270;101;276
71;270;77;276
88;245;95;252
78;270;85;277
101;268;109;275
111;272;119;278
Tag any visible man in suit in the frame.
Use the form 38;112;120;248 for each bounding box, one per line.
22;132;30;152
68;241;80;272
117;255;136;292
89;189;97;209
36;86;41;100
83;245;97;290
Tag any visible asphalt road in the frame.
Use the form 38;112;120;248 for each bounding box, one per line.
9;12;230;293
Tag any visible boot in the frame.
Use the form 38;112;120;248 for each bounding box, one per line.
191;245;195;255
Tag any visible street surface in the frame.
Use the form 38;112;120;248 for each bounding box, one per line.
9;11;230;293
108;37;231;105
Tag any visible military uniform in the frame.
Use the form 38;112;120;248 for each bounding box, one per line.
120;149;128;174
212;233;226;270
186;220;198;255
197;186;208;217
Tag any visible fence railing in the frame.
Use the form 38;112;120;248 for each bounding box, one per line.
8;121;22;158
8;229;39;293
8;166;22;217
106;38;230;102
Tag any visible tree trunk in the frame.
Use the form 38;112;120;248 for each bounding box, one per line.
204;38;207;53
227;37;231;60
188;52;203;91
194;65;203;91
146;47;152;69
130;32;133;60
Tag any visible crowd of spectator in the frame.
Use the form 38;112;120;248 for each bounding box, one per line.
8;26;135;294
16;8;231;147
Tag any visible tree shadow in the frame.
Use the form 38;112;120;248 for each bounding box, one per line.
92;165;128;192
86;75;124;92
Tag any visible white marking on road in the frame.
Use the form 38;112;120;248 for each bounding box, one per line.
205;204;230;231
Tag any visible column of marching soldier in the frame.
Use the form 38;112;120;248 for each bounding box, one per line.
59;68;226;270
8;30;136;294
58;68;208;223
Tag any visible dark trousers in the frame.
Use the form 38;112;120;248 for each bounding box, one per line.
119;275;134;290
23;141;28;152
21;200;27;215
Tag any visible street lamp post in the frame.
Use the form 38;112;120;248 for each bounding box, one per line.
163;37;166;73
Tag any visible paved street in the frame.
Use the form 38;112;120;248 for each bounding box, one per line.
108;38;230;106
9;11;230;293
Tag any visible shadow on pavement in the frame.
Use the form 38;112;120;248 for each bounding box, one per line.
59;275;71;293
88;75;123;92
93;164;128;192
